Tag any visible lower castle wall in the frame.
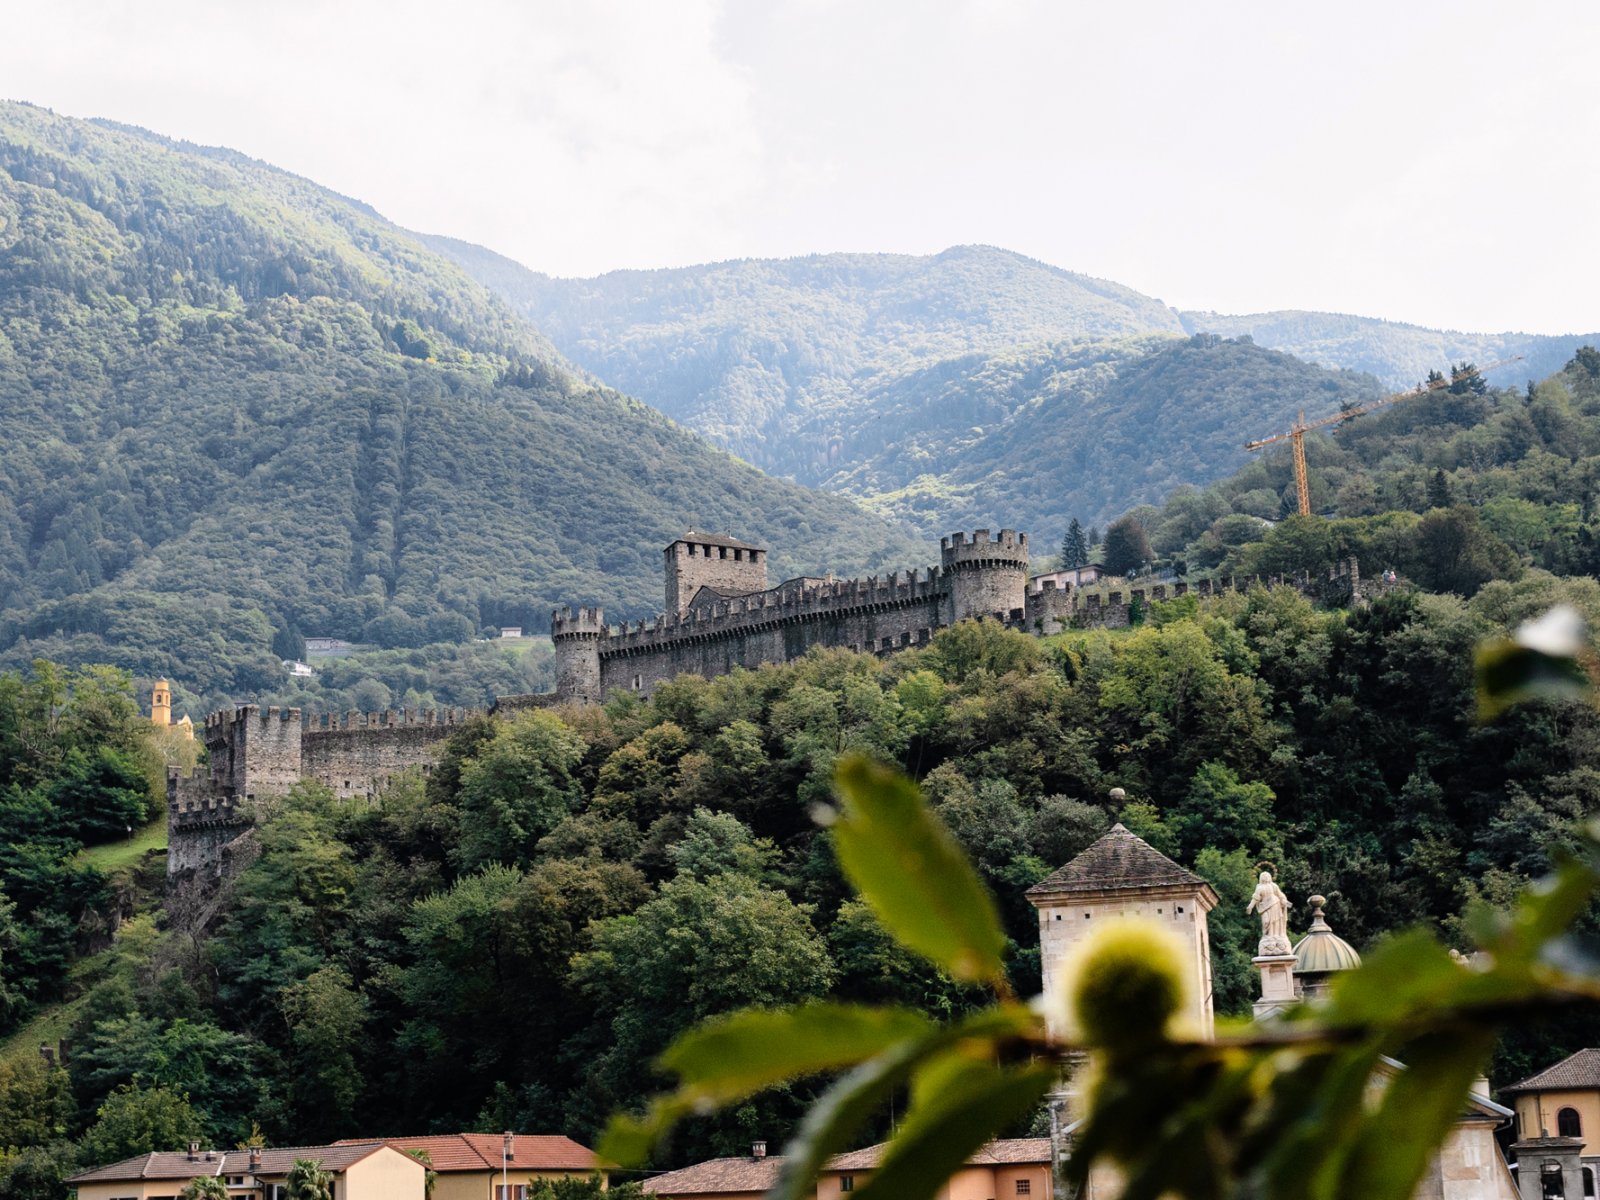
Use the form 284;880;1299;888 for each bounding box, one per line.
597;595;947;695
302;724;454;800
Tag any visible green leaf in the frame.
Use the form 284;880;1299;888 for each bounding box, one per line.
832;755;1007;984
659;1004;934;1104
598;1095;693;1167
1341;1030;1498;1200
851;1057;1058;1200
1476;638;1590;720
769;1003;1045;1200
769;1035;939;1200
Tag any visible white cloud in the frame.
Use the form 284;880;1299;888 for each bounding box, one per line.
2;0;1597;330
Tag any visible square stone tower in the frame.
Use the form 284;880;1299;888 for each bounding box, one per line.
664;532;767;615
1026;822;1219;1041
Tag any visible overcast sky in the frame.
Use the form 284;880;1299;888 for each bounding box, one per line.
4;0;1597;333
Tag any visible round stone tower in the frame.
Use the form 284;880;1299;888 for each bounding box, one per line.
551;607;605;703
940;528;1029;623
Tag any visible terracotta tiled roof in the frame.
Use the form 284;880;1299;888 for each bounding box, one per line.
335;1133;606;1172
1502;1049;1600;1094
1026;823;1211;899
67;1142;395;1184
825;1138;1052;1171
643;1156;786;1195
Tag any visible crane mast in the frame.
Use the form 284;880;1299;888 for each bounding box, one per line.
1244;358;1524;517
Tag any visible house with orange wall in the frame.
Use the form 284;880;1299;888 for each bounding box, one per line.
336;1132;609;1200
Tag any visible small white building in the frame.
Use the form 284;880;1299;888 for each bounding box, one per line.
500;627;524;639
282;659;314;677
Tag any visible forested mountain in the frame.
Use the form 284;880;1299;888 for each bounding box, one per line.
433;240;1594;534
418;239;1188;473
0;103;922;703
817;333;1378;535
1114;348;1600;594
1179;308;1595;393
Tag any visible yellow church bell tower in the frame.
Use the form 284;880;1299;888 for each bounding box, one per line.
151;678;172;728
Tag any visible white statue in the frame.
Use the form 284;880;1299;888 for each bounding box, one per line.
1246;870;1293;955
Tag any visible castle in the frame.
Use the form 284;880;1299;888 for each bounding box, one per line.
168;528;1385;882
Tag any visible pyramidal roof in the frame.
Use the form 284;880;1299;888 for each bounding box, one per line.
1026;823;1214;900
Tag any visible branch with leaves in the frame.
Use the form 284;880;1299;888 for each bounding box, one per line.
604;612;1600;1200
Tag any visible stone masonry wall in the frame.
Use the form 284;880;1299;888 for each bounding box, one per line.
301;710;464;800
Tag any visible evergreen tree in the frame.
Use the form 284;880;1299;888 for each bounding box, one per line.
1061;519;1090;569
1427;468;1454;510
1449;361;1488;395
1101;515;1154;577
1087;526;1100;550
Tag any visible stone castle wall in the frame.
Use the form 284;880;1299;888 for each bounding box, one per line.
169;530;1393;890
168;705;471;880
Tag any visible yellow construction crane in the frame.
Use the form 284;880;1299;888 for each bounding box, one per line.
1244;356;1525;517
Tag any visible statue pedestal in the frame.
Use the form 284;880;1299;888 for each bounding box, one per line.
1252;953;1299;1019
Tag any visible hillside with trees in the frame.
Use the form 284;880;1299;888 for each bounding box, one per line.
1091;349;1600;593
5;568;1600;1191
433;240;1595;535
0;103;923;704
1180;308;1594;392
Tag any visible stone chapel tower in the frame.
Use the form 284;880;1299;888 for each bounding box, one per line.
1026;821;1220;1040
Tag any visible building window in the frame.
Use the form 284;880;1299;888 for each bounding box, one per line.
1017;1181;1032;1195
1584;1168;1595;1199
840;1177;855;1193
1544;1162;1567;1199
1561;1107;1584;1138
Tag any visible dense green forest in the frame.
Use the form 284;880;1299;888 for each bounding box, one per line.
1089;349;1600;592
0;102;922;704
6;562;1600;1191
432;240;1598;531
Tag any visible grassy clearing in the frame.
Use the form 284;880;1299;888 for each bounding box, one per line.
76;816;167;877
0;993;86;1064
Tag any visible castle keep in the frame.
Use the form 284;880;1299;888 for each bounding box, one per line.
170;528;1383;882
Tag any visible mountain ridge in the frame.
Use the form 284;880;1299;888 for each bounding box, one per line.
0;102;924;705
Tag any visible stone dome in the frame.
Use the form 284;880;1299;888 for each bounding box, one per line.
1293;895;1361;975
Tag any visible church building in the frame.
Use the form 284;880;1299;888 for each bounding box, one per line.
1030;818;1518;1200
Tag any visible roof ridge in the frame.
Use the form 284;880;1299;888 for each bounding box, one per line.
1026;823;1209;898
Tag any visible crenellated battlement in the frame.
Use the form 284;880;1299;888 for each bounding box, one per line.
551;606;606;638
597;564;951;655
939;528;1029;569
301;707;471;732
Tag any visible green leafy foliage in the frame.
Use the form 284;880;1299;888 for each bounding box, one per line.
614;749;1600;1200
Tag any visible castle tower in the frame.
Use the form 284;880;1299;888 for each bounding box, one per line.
665;533;767;616
940;529;1029;624
151;679;172;728
1027;820;1219;1041
551;606;605;703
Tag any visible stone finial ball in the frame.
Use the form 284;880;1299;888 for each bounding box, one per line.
1108;787;1127;802
1309;895;1327;908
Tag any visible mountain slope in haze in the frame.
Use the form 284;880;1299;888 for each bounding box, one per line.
1179;309;1596;393
819;333;1380;534
0;102;923;703
432;240;1589;537
419;237;1188;475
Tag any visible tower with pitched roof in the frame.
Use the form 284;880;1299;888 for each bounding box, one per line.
1026;822;1220;1040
